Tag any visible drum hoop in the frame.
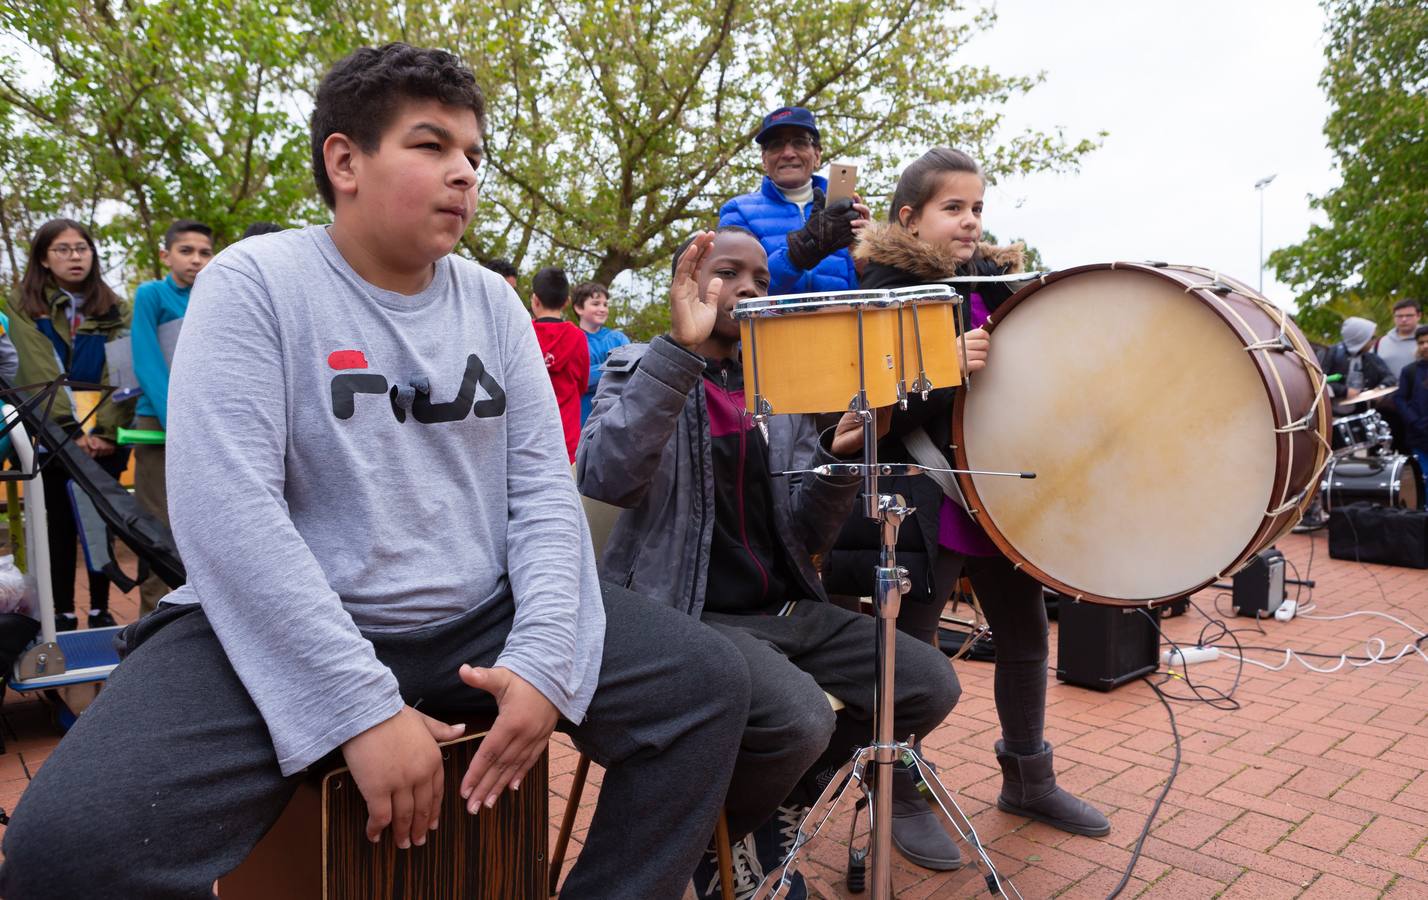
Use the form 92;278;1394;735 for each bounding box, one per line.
950;261;1329;606
888;284;961;303
732;290;897;319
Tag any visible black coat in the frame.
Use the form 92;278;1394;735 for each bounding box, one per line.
821;223;1024;605
1395;359;1428;451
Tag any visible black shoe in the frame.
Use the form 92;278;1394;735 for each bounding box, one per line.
750;805;808;900
55;613;78;633
87;610;117;628
691;832;766;900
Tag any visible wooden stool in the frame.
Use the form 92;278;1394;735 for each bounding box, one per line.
222;720;548;899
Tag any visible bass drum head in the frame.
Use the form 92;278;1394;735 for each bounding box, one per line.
957;268;1278;602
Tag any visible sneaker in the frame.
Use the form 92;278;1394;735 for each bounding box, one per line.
55;613;78;633
87;610;117;628
750;805;808;900
692;832;765;900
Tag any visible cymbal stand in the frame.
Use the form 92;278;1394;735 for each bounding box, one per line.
753;416;1020;899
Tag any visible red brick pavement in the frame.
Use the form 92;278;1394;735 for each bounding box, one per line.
3;531;1427;898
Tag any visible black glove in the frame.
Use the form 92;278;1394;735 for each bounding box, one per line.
786;188;859;271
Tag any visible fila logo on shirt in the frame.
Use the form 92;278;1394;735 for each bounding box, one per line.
328;349;506;423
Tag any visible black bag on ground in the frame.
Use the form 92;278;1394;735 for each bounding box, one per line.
1327;502;1428;569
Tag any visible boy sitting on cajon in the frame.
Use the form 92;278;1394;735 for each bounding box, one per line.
0;42;749;900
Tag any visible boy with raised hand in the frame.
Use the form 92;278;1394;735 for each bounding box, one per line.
131;217;215;615
578;227;960;897
0;43;749;900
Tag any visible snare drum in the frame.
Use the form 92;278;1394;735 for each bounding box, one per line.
1321;454;1423;511
952;263;1331;606
1331;410;1393;455
732;290;901;415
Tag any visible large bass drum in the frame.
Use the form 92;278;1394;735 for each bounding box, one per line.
952;263;1332;606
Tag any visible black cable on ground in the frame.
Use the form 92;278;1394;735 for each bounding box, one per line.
1105;675;1181;900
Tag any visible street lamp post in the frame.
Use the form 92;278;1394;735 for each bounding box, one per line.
1255;174;1277;294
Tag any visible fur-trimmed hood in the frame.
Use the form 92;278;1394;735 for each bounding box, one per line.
853;221;1025;285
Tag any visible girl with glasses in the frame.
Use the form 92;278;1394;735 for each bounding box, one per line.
7;218;136;631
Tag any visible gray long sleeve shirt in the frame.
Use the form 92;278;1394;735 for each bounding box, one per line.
162;226;604;775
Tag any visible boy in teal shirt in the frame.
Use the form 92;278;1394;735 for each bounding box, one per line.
132;219;214;614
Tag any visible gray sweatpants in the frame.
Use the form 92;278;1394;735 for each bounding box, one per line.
703;600;961;838
0;582;749;900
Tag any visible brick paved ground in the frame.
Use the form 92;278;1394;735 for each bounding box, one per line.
2;531;1426;898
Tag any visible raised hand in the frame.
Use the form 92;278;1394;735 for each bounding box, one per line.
669;231;723;352
458;665;559;813
341;706;466;848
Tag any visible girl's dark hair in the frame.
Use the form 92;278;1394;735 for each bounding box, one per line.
887;148;983;227
311;42;486;209
17;218;120;320
571;281;608;309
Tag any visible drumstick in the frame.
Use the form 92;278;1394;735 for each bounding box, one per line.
776;463;1035;479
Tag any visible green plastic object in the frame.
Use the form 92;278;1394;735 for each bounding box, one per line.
116;427;166;446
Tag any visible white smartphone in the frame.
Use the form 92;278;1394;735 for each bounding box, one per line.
826;162;858;205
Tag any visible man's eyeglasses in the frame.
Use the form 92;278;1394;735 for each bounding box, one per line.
48;244;92;259
762;136;816;153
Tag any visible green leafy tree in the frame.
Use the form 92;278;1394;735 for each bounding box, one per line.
327;0;1099;290
0;0;326;284
1269;0;1428;341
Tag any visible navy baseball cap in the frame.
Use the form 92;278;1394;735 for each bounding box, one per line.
755;106;820;146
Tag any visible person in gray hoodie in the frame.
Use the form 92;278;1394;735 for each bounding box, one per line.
1321;315;1397;417
578;226;960;898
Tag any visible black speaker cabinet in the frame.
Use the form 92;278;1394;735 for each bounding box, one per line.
1233;547;1286;617
1055;597;1159;691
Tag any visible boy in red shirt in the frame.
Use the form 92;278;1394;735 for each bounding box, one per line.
530;266;588;461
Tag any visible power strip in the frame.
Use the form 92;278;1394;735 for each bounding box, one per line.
1162;646;1220;666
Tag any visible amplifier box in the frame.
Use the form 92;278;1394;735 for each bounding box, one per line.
1055;597;1159;691
1233;547;1286;618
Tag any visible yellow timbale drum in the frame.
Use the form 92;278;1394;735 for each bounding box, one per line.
733;287;963;416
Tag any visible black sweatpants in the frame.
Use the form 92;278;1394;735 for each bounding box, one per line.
703;599;961;837
0;582;750;900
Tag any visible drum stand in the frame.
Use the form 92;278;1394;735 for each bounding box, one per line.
754;407;1021;900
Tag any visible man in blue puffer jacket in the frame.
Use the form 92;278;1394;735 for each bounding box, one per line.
719;106;868;296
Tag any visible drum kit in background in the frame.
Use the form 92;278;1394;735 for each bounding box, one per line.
1313;384;1423;522
729;262;1331;900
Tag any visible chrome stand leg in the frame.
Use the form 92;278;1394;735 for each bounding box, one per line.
751;399;1016;898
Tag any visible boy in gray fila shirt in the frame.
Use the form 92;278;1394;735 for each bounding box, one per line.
0;43;749;900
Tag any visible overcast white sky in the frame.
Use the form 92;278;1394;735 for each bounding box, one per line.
940;0;1336;311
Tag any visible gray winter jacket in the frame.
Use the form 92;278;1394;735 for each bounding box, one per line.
576;335;860;618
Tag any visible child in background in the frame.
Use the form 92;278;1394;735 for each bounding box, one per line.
1394;324;1428;477
572;281;629;426
6;218;134;630
131;219;213;616
530;266;588;461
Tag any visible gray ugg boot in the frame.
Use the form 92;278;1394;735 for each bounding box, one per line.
890;762;963;870
995;740;1110;836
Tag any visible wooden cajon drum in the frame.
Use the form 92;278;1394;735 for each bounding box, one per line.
221;724;548;899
